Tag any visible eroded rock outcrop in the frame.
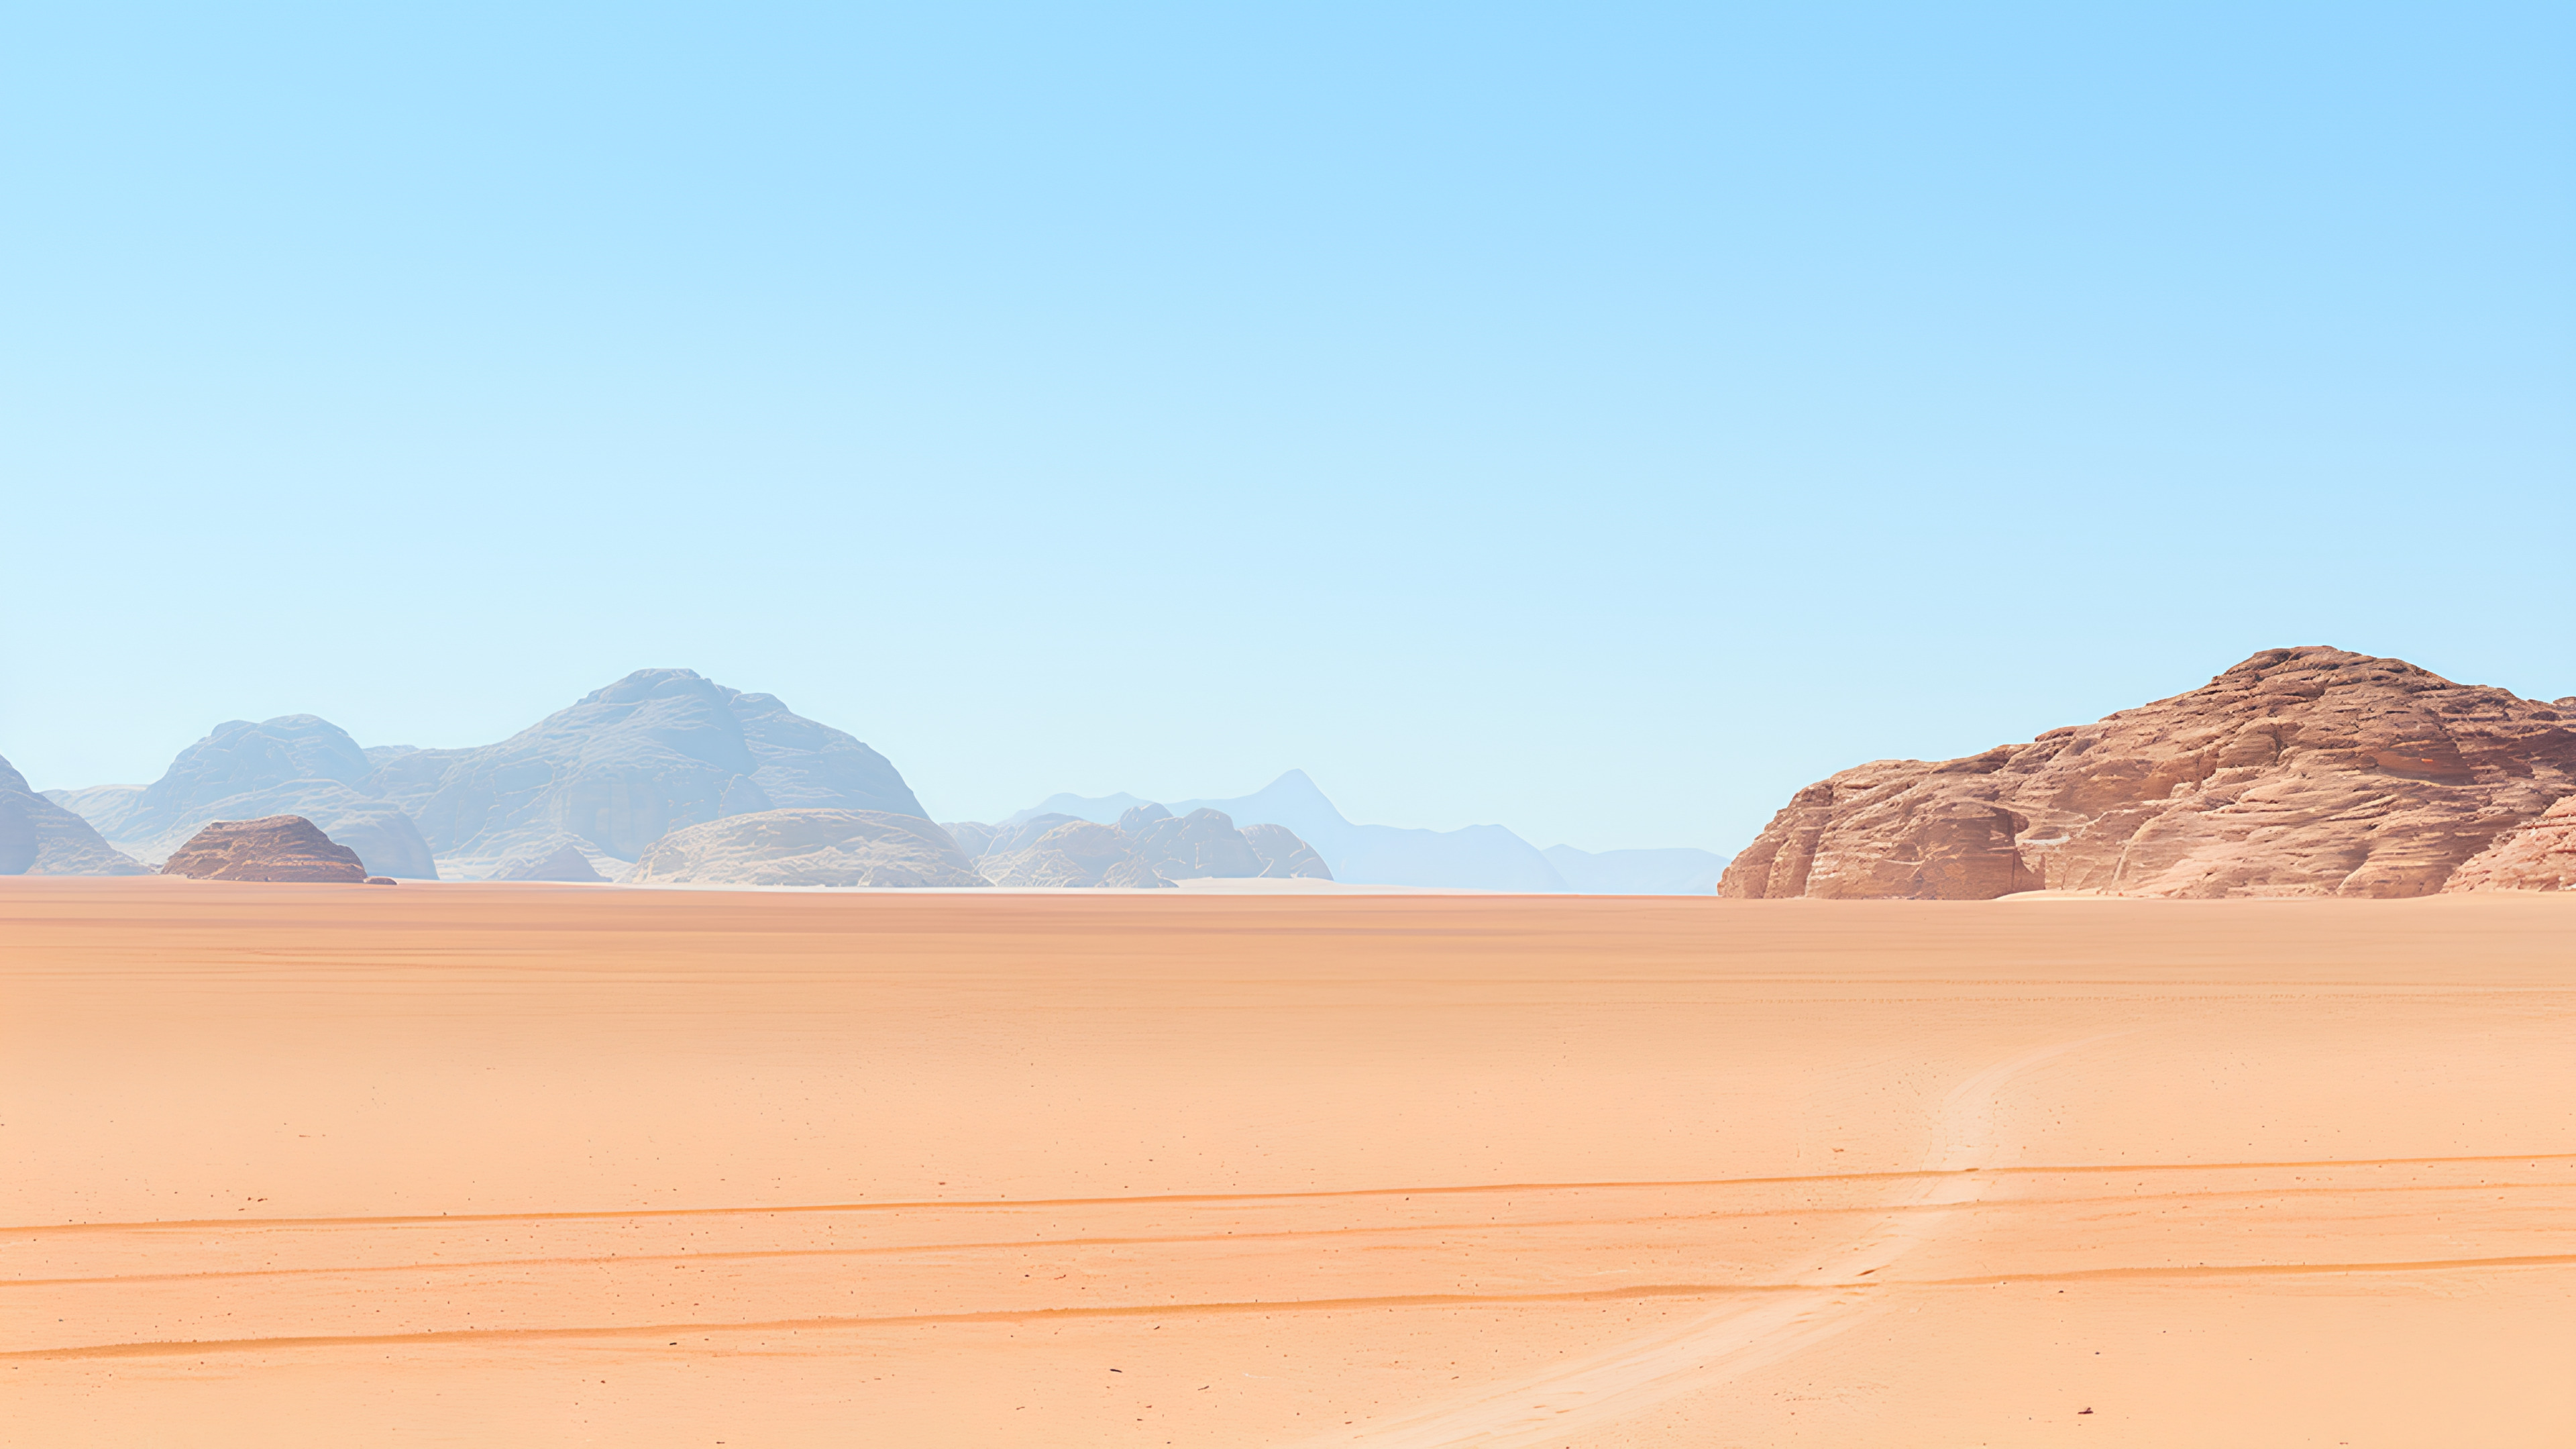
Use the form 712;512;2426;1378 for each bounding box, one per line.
160;816;368;883
1242;822;1333;879
1125;808;1267;879
496;843;611;882
2442;796;2576;893
979;820;1150;887
1720;647;2576;900
1;755;149;875
624;810;985;888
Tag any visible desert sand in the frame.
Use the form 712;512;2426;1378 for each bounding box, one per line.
3;879;2569;1446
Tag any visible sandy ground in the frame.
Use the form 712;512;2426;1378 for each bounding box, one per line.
2;879;2569;1446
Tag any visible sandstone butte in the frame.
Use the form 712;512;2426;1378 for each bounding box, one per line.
158;815;370;883
1721;646;2576;900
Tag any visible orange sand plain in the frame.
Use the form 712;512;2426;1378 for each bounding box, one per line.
3;879;2571;1446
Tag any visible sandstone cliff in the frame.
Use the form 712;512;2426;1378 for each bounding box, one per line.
1719;648;2576;900
0;755;149;875
625;810;985;888
2441;796;2576;893
160;816;368;883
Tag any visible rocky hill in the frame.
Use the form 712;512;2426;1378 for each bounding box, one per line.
2441;795;2576;892
372;669;926;879
625;810;985;888
50;671;934;883
1720;647;2576;900
495;843;611;882
49;715;437;877
159;816;368;883
0;754;148;875
957;806;1331;888
1018;772;1568;890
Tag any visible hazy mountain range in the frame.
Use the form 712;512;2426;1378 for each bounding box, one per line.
19;669;1724;892
1008;771;1728;894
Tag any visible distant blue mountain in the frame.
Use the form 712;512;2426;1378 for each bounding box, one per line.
1163;771;1566;891
1541;844;1728;896
1004;773;1560;888
997;771;1729;894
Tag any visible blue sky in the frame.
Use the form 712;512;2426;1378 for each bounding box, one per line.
4;3;2569;853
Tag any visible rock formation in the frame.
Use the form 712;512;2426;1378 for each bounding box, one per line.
951;806;1332;887
50;716;439;878
371;670;927;879
979;820;1151;887
1124;808;1267;879
2441;796;2576;893
47;673;936;883
625;810;985;888
965;814;1085;861
1720;647;2576;900
0;755;148;875
159;816;369;883
1242;822;1332;879
496;843;611;882
1163;772;1558;890
941;820;1005;857
1097;857;1176;888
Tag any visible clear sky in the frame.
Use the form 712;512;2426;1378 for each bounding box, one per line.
5;4;2569;853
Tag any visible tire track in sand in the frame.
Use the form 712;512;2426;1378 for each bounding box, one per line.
1292;1036;2104;1449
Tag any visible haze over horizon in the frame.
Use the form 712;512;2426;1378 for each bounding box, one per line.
5;5;2569;854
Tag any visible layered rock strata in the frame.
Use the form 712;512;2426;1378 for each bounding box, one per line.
160;816;369;883
1720;647;2576;900
624;810;985;888
2441;796;2576;893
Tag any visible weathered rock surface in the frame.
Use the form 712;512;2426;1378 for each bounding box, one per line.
1720;647;2576;900
2442;795;2576;893
941;821;1005;857
1097;857;1176;888
1126;808;1267;879
496;843;612;883
979;820;1155;887
160;816;368;883
1242;822;1334;879
965;814;1085;861
1;755;149;875
625;810;985;888
52;716;439;879
374;670;926;879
